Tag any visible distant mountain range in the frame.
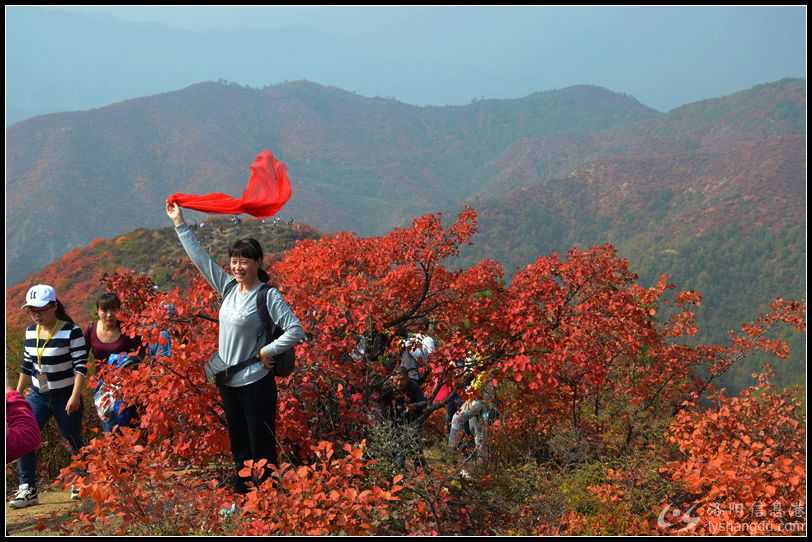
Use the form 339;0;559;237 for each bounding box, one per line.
7;79;659;285
452;79;805;392
7;78;803;284
6;77;805;392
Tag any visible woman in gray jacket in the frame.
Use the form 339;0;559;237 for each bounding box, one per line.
166;202;304;494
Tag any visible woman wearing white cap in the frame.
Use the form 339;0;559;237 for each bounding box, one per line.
9;284;88;509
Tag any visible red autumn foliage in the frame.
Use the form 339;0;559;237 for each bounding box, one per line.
48;207;805;535
57;209;484;534
236;441;405;536
659;364;806;536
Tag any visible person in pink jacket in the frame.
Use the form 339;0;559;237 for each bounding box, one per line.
6;388;41;463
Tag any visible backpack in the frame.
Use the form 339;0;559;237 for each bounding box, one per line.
223;280;296;378
93;352;140;421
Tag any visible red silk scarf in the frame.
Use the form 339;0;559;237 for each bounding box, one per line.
168;150;292;217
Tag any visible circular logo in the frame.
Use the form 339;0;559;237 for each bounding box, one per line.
658;503;700;532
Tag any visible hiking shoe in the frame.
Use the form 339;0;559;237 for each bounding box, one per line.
70;486;81;501
9;484;39;509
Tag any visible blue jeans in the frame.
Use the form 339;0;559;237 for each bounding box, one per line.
101;404;137;433
17;387;84;487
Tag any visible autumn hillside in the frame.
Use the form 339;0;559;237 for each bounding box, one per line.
446;79;806;395
456;133;806;394
5;206;806;536
6;78;805;395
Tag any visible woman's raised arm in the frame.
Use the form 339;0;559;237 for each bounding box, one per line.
167;201;232;295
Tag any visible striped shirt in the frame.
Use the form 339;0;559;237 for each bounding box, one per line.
21;321;88;392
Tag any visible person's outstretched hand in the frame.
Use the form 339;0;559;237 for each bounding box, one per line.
166;200;185;226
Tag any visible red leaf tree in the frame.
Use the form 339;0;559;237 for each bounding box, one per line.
55;208;805;535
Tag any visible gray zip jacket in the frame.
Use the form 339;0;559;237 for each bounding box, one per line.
175;223;305;387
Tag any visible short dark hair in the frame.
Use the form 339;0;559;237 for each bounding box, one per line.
96;293;122;311
228;238;263;262
228;238;270;283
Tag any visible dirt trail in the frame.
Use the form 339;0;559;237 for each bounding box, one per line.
5;487;83;536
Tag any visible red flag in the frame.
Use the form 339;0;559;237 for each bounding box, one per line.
168;150;292;217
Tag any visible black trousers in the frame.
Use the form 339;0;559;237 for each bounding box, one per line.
217;371;278;490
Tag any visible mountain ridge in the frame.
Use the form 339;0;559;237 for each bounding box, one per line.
7;78;666;284
454;131;805;393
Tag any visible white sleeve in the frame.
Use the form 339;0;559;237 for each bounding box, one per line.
423;335;436;355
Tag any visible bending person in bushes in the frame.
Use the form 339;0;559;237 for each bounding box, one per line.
380;368;428;424
10;284;88;509
166;201;304;494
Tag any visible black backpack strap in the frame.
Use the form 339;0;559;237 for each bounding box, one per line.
256;284;298;378
255;283;279;343
218;357;261;386
223;278;239;299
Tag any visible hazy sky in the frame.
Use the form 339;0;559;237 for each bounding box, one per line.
6;5;807;120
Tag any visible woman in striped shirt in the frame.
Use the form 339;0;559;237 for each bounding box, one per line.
9;284;88;509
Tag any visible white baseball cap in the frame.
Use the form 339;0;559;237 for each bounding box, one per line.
22;284;57;309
